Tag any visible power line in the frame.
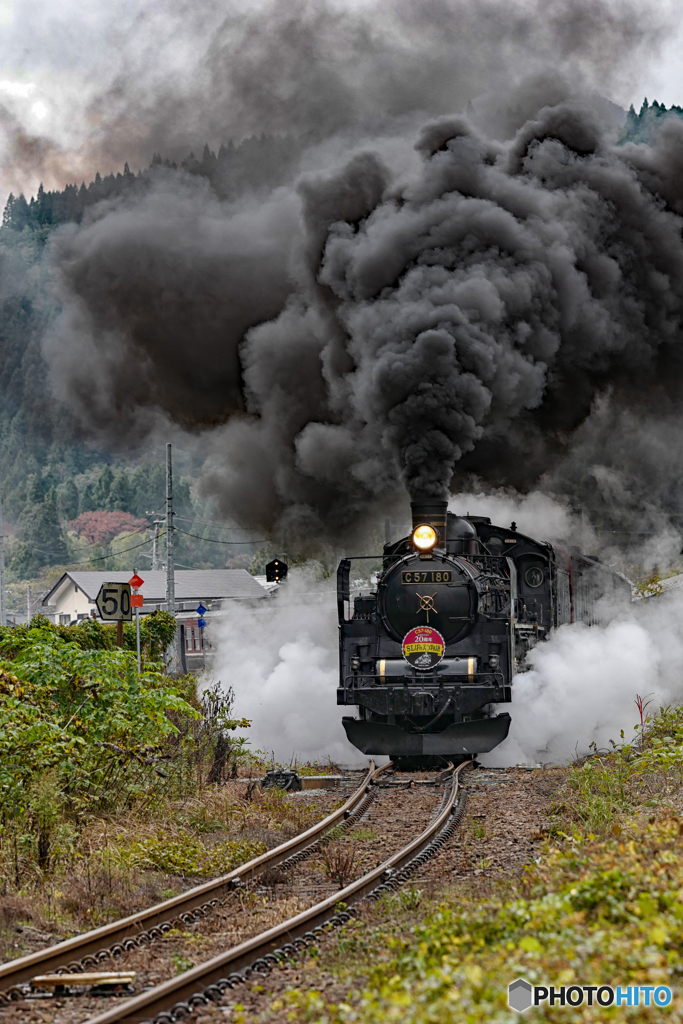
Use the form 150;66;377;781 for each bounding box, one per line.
29;535;154;566
174;527;267;546
173;514;262;536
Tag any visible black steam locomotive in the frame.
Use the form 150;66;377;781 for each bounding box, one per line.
337;497;630;765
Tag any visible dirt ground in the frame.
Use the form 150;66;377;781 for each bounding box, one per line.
206;766;565;1024
0;765;565;1024
0;772;467;1023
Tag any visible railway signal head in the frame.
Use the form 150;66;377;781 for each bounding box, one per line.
266;558;288;583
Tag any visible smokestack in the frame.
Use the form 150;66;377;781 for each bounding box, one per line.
411;496;448;543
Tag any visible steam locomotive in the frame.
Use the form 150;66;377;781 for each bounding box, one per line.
337;497;631;766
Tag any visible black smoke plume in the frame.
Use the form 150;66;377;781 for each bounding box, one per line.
200;104;683;534
36;0;683;545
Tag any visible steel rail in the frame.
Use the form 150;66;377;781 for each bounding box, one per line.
86;760;471;1024
0;763;386;997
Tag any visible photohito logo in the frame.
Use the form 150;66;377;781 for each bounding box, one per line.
508;980;672;1012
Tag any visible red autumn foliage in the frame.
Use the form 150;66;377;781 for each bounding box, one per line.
68;511;146;546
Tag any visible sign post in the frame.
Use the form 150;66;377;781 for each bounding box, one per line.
129;574;144;672
196;604;207;656
95;582;132;648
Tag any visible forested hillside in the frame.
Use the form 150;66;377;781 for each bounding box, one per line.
0;137;291;589
2;133;299;231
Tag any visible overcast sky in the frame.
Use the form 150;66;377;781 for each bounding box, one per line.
0;0;681;198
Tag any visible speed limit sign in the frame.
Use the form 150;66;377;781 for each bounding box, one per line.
95;582;132;621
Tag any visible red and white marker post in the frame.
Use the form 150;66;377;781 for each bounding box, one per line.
129;573;144;671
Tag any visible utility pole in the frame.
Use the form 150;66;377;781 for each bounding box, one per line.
166;443;175;616
26;583;31;625
0;485;5;627
134;567;141;673
152;519;162;571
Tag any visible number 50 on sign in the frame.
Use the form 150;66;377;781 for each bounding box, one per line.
95;583;132;621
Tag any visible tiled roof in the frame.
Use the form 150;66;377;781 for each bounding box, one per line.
43;569;267;605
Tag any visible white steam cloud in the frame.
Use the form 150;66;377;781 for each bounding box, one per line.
207;567;369;766
208;546;683;769
448;489;588;547
486;588;683;766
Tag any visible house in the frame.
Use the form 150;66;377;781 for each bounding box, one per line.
41;569;270;671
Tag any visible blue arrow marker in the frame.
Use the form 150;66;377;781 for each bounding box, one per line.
196;604;207;616
197;617;207;629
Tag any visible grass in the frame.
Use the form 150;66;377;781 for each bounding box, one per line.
0;615;344;960
248;702;683;1024
272;815;683;1023
319;843;358;888
0;778;337;959
349;828;376;843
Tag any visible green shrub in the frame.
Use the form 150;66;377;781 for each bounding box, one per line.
0;610;177;664
128;833;266;877
0;626;196;820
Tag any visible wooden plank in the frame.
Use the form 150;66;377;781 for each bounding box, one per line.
32;972;136;988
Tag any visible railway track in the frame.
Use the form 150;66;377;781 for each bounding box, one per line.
82;760;470;1024
0;763;385;1004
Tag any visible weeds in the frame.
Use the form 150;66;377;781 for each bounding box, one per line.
566;757;631;832
349;828;375;842
0;618;334;955
128;834;266;877
377;886;423;915
319;843;357;888
262;700;683;1024
273;813;683;1023
560;699;683;838
170;952;195;974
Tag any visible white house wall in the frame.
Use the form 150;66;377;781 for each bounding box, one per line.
52;584;97;623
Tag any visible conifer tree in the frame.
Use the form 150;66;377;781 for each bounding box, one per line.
58;479;79;521
109;469;132;512
93;465;114;509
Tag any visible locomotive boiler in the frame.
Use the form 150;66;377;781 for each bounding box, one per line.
337;497;630;766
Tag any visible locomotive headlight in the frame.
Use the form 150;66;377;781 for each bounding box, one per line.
412;524;437;551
